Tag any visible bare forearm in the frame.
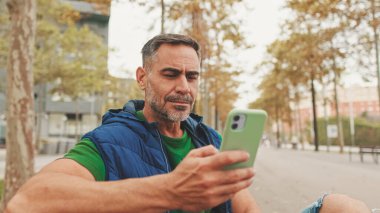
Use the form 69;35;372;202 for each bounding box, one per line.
6;146;256;213
232;189;261;213
6;172;173;213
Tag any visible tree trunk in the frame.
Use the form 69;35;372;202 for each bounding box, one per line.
295;98;304;150
75;99;79;143
333;70;345;153
215;105;219;131
160;0;165;34
323;85;329;151
1;0;36;208
275;102;281;148
371;0;380;114
190;2;209;124
35;84;44;153
311;74;319;151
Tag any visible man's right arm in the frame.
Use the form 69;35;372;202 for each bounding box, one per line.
5;145;255;213
6;158;174;213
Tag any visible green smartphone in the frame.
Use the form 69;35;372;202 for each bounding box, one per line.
220;109;267;170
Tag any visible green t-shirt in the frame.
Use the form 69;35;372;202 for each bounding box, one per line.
64;137;105;181
64;110;210;212
135;110;195;169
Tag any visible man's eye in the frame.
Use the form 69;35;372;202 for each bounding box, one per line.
187;73;199;80
164;73;177;77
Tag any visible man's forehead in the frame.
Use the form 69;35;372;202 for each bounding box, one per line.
154;44;201;69
156;44;199;57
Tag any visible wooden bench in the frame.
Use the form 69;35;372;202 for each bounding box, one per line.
359;145;380;164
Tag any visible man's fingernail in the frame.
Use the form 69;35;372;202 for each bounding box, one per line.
245;152;250;158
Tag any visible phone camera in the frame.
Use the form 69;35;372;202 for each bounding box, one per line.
233;115;240;121
231;123;238;129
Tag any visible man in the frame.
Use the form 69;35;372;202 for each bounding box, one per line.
6;34;259;213
6;34;372;213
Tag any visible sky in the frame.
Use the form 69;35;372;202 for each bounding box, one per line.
108;1;373;108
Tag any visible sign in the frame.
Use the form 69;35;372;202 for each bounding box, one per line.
327;124;338;139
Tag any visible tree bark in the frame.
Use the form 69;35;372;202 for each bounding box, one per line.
160;0;165;34
35;84;44;152
1;0;36;208
275;102;281;148
371;0;380;114
191;2;209;124
75;99;79;143
333;70;345;153
311;74;319;151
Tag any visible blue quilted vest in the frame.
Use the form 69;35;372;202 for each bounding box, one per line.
82;100;232;213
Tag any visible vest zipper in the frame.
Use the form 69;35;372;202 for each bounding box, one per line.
156;130;171;213
156;129;171;173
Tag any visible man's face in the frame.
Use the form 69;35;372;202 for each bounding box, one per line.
144;44;200;122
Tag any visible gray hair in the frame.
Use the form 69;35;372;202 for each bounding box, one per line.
141;34;201;71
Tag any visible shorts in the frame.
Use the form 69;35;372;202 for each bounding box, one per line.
301;194;329;213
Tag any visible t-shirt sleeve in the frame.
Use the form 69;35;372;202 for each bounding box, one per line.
216;132;223;150
217;132;223;142
64;138;106;181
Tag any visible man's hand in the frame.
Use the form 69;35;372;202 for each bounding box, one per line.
165;145;255;212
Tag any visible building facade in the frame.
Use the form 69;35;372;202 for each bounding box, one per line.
284;85;380;145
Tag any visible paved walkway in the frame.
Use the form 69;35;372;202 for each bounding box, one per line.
250;146;380;212
0;149;62;179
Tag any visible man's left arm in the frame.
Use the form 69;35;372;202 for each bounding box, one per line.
232;189;261;213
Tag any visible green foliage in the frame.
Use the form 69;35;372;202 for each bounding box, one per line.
45;25;108;99
285;0;379;80
249;71;292;126
0;1;9;67
0;0;109;100
103;78;144;110
32;0;109;100
316;117;380;146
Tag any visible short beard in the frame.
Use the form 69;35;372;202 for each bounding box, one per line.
146;83;193;122
151;99;191;122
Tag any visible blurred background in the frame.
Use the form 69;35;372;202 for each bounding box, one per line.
0;0;379;212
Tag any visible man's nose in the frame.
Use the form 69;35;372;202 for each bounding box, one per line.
175;75;190;94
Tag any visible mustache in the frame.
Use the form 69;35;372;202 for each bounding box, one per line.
165;95;193;103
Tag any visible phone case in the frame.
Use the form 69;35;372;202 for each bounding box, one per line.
221;109;267;170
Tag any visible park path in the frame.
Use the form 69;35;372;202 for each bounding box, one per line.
249;146;380;212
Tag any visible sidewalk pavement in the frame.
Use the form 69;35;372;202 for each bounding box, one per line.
0;149;63;179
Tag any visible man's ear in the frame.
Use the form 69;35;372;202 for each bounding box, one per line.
136;67;147;90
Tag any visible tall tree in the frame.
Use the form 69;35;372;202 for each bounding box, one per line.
1;0;36;208
284;0;373;152
250;70;292;147
281;0;351;151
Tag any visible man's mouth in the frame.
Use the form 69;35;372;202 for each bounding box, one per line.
166;95;193;105
170;101;190;106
